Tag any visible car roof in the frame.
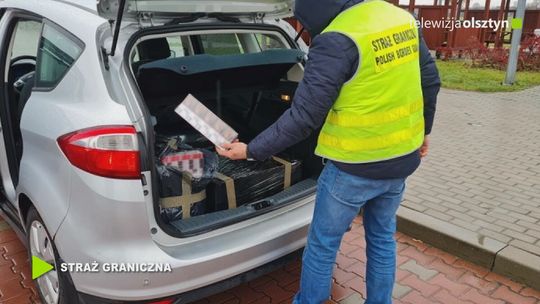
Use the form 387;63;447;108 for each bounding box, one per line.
0;0;108;44
52;0;99;15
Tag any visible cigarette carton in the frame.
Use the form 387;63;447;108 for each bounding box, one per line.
175;94;238;148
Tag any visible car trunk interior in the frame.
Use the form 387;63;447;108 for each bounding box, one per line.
129;28;322;236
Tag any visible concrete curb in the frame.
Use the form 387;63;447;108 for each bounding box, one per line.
396;206;540;290
493;246;540;290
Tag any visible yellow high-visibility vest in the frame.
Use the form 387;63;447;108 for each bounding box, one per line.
315;0;425;164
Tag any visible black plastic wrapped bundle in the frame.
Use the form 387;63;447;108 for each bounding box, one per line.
155;134;213;155
157;165;206;222
157;139;218;222
207;157;303;212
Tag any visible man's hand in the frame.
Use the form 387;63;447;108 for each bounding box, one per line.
216;142;248;160
420;135;429;158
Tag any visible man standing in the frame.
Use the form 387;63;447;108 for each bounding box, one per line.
217;0;440;303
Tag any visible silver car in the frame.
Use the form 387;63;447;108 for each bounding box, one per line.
0;0;318;303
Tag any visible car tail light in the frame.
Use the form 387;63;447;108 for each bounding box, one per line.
147;299;175;304
58;125;141;179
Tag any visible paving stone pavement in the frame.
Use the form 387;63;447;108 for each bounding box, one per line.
403;86;540;256
0;219;41;304
2;216;540;304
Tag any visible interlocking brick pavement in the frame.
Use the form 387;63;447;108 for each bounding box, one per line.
402;86;540;256
6;216;539;303
195;216;540;304
0;221;40;304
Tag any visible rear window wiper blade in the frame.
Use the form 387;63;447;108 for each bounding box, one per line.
166;13;241;25
208;13;241;23
165;13;206;25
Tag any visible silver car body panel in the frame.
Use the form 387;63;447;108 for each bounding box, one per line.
0;0;133;236
55;174;313;299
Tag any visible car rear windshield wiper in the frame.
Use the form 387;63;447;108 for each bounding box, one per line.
209;13;241;23
165;13;206;25
166;13;241;26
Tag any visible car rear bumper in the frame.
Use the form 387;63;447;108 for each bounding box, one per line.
77;248;303;304
54;176;314;301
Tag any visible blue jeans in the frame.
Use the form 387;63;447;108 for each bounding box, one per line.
293;161;406;304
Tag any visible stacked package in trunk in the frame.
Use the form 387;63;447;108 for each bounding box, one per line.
207;157;302;212
156;94;303;222
156;136;218;222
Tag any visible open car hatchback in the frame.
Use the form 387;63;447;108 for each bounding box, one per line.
0;0;318;303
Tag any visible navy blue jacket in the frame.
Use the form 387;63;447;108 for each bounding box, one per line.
247;0;440;179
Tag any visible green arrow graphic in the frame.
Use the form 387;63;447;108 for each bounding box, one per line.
32;256;54;279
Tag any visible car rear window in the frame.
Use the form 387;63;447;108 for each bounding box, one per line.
10;20;41;59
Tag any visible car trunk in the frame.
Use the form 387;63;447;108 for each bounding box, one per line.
128;26;322;237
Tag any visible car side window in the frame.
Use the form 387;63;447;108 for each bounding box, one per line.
35;22;84;89
10;20;41;60
200;34;244;55
166;36;186;58
199;33;287;55
254;33;286;51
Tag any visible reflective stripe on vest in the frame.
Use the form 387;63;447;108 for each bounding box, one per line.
315;0;425;164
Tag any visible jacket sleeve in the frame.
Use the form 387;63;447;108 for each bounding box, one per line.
247;33;358;161
418;29;441;135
